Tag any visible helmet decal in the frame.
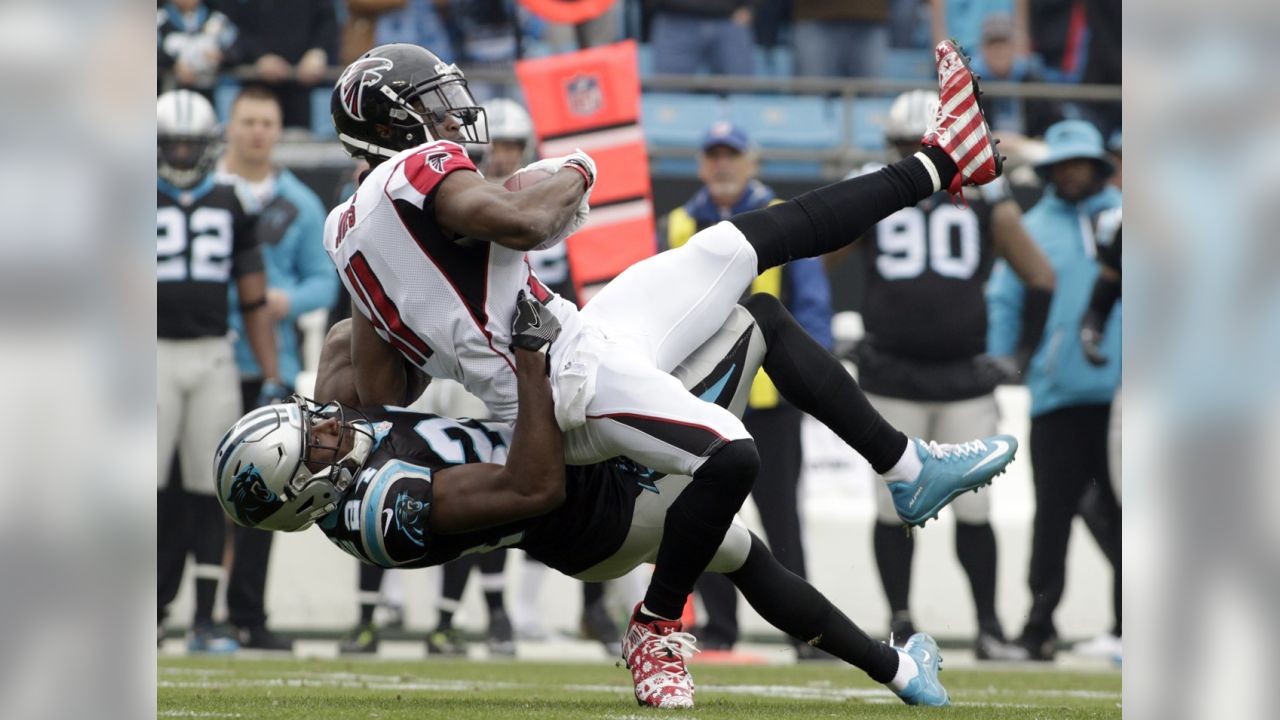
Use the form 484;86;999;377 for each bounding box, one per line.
339;56;395;122
228;463;284;527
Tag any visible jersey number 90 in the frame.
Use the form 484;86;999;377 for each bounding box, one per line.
876;204;980;281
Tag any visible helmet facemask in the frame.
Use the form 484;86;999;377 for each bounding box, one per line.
393;67;489;146
158;133;220;188
296;396;376;496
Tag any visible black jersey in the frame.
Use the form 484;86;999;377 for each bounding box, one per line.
859;175;1009;363
316;407;640;576
158;178;261;339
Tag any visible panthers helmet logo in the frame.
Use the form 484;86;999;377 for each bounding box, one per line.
338;57;395;122
227;464;283;527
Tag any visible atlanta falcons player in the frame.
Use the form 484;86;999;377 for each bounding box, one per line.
323;41;1009;707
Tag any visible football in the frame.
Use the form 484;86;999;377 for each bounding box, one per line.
503;167;555;191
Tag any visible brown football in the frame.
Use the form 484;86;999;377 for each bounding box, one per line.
503;167;555;191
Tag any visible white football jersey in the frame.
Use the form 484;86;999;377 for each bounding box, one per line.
324;140;581;422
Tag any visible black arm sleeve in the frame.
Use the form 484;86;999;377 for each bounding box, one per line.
1016;287;1053;370
1081;275;1121;334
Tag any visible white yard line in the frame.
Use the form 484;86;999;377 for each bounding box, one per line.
160;670;1118;704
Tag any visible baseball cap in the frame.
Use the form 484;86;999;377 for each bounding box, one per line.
701;120;751;153
981;14;1016;44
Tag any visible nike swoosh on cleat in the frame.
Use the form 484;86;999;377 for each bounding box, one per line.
963;440;1009;477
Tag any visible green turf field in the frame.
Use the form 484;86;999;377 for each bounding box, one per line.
158;656;1121;719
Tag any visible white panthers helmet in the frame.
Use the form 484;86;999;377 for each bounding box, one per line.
157;89;221;188
214;397;375;532
885;89;940;144
484;97;534;145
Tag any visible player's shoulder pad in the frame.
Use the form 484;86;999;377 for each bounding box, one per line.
399;140;478;198
1094;205;1122;247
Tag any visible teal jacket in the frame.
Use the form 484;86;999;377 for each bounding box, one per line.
229;169;338;385
987;185;1122;417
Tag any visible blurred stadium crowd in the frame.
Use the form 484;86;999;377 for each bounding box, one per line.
157;0;1124;670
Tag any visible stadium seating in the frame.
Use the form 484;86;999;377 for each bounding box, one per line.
725;94;841;149
640;92;726;148
882;48;935;81
753;45;795;78
848;96;895;152
213;79;240;124
311;88;335;138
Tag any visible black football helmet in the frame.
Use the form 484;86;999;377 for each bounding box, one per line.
331;44;489;163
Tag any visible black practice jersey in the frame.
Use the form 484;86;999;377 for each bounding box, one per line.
157;178;261;338
859;173;1010;362
316;407;641;576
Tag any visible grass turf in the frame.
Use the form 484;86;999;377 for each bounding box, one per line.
159;656;1121;719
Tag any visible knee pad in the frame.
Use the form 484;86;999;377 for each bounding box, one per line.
688;221;758;270
695;438;761;498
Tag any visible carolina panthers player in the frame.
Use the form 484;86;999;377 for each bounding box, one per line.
852;90;1055;661
157;89;280;653
216;292;963;708
323;39;1012;707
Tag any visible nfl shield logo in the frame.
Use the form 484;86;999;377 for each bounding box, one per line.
565;74;603;117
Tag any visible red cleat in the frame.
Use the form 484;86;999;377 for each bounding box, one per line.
620;604;699;708
922;39;1004;198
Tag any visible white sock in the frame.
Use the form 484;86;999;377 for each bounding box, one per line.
888;648;920;692
881;439;923;484
912;151;942;193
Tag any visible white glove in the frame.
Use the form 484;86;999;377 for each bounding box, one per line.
521;149;595;251
520;148;597;200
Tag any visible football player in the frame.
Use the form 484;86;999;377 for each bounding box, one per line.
323;40;1010;706
851;89;1055;660
216;293;959;708
157;89;279;653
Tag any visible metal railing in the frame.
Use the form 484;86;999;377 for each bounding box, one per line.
197;64;1120;177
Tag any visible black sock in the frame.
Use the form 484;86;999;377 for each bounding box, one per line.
643;439;759;620
194;576;218;626
873;521;914;617
955;521;1001;636
744;294;908;472
732;149;957;272
726;534;899;683
190;493;226;626
582;581;604;606
358;563;383;625
479;549;508;614
438;556;477;630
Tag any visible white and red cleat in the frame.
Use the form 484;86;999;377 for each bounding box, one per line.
922;39;1003;197
620;604;699;708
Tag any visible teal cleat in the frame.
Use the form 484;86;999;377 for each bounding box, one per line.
895;633;949;707
187;623;240;654
889;435;1018;527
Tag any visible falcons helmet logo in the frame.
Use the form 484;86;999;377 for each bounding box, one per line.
338;57;395;122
